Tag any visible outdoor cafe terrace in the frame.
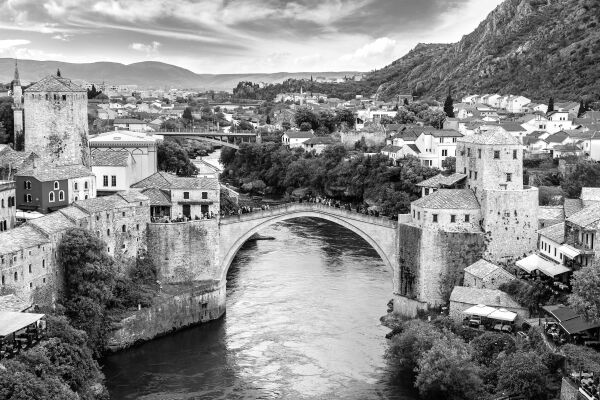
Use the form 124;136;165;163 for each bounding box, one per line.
0;311;47;360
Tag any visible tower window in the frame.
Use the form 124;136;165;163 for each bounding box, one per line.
506;173;512;182
84;181;89;189
432;214;438;223
74;182;78;190
49;192;55;202
62;95;67;101
183;191;190;199
122;225;126;232
494;150;500;159
513;150;518;159
54;181;59;190
202;192;208;200
450;215;456;223
478;149;481;158
465;214;470;222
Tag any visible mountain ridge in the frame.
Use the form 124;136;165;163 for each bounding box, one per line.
0;58;358;92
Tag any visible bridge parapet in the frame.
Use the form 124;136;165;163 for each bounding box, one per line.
220;202;397;228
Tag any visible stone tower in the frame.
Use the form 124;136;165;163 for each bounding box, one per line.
23;73;90;167
11;61;24;150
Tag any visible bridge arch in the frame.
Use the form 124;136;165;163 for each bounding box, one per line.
218;206;397;283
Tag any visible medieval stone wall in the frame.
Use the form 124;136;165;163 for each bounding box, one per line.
481;187;538;263
147;219;220;283
340;130;387;148
24;92;89;166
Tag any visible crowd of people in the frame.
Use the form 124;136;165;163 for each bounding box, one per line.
304;196;382;217
151;212;216;223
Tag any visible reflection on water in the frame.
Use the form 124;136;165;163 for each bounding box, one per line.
103;218;417;399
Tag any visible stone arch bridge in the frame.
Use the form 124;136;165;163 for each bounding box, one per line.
218;203;399;282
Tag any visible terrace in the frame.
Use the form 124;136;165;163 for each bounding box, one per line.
0;311;47;360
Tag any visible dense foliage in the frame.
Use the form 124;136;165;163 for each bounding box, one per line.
157;139;198;176
220;143;439;216
569;260;600;322
0;315;107;400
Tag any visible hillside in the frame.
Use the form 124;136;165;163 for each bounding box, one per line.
0;58;357;91
369;0;600;101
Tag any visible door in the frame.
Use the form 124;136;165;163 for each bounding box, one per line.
182;204;191;219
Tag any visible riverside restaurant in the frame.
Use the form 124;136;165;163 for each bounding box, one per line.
0;311;47;359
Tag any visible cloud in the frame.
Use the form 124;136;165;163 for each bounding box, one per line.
345;37;397;60
51;32;71;41
129;41;161;54
0;39;31;49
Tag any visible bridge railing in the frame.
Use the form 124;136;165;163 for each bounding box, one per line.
156;129;257;136
220;202;397;228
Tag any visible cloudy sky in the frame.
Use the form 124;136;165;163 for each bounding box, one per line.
0;0;504;74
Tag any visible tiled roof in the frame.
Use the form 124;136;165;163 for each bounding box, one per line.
538;206;564;222
303;136;338;145
553;144;582;152
91;150;129;167
464;259;510;280
116;190;149;203
24;75;85;92
412;189;479;210
131;171;219;190
381;145;403;153
0;294;31;312
0;147;37;170
498;122;526;132
139;188;171;206
29;212;77;235
0;225;50;254
459;128;520;145
545;131;569;143
566;203;600;229
450;286;522;309
284;130;315;139
90;130;158;144
75;195;129;214
417;173;467;188
538;222;565;244
59;206;89;221
564;198;584;218
16;163;94;181
426;129;463;138
406;144;421;154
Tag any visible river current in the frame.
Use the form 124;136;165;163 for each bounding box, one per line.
103;218;417;399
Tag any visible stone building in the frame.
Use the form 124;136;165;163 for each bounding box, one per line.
131;172;219;219
23;73;90;167
463;259;514;289
0;181;16;231
449;286;528;324
396;128;538;308
0;191;149;301
15;163;96;214
11;62;23;148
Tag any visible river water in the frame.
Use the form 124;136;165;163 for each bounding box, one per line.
103;218;417;399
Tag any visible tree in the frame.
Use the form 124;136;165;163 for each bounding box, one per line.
577;99;587;118
569;261;600;322
403;98;409;106
415;334;483;400
299;122;312;131
496;351;548;400
561;160;600;198
547;97;554;113
0;97;15;145
441;156;456;173
336;109;355;129
182;107;193;125
470;332;516;365
420;109;446;129
294;107;319;131
443;94;455;118
386;320;444;371
157;139;198;176
56;68;61;77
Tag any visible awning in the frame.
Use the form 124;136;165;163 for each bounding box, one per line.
0;311;45;337
463;304;497;317
488;309;517;322
559;244;581;259
515;253;570;277
560;317;600;335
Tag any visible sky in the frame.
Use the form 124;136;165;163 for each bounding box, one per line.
0;0;505;74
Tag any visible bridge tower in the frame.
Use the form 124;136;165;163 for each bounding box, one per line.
11;61;24;150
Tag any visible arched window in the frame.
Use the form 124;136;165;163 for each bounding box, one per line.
59;191;64;201
84;195;88;199
26;181;31;189
54;181;59;190
28;264;32;273
49;192;55;202
27;194;32;203
42;260;45;268
74;182;78;190
1;199;4;208
107;229;110;236
74;196;78;201
13;272;17;281
84;181;88;189
1;275;4;285
122;225;126;232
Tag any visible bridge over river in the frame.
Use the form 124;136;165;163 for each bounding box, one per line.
155;129;259;149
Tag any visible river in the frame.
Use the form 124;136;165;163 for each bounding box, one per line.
102;218;417;399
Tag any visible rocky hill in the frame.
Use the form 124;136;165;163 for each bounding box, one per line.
0;58;357;91
369;0;600;101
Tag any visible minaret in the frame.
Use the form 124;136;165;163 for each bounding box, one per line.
12;60;24;150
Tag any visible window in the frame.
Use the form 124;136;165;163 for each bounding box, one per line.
62;95;67;101
463;167;466;174
59;191;64;201
450;215;456;223
74;196;78;201
74;182;78;190
442;149;448;157
111;176;117;187
465;214;470;222
202;192;208;200
432;214;438;223
122;225;126;232
136;224;140;231
1;199;3;208
103;175;109;187
467;148;471;157
54;181;59;190
513;150;518;159
84;181;88;189
474;172;478;180
14;272;17;281
122;211;126;217
417;212;420;220
183;191;190;199
494;150;500;159
506;173;512;182
478;149;481;159
452;137;457;143
425;188;430;195
42;260;45;268
49;192;55;202
469;171;472;179
107;229;110;236
28;264;32;273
